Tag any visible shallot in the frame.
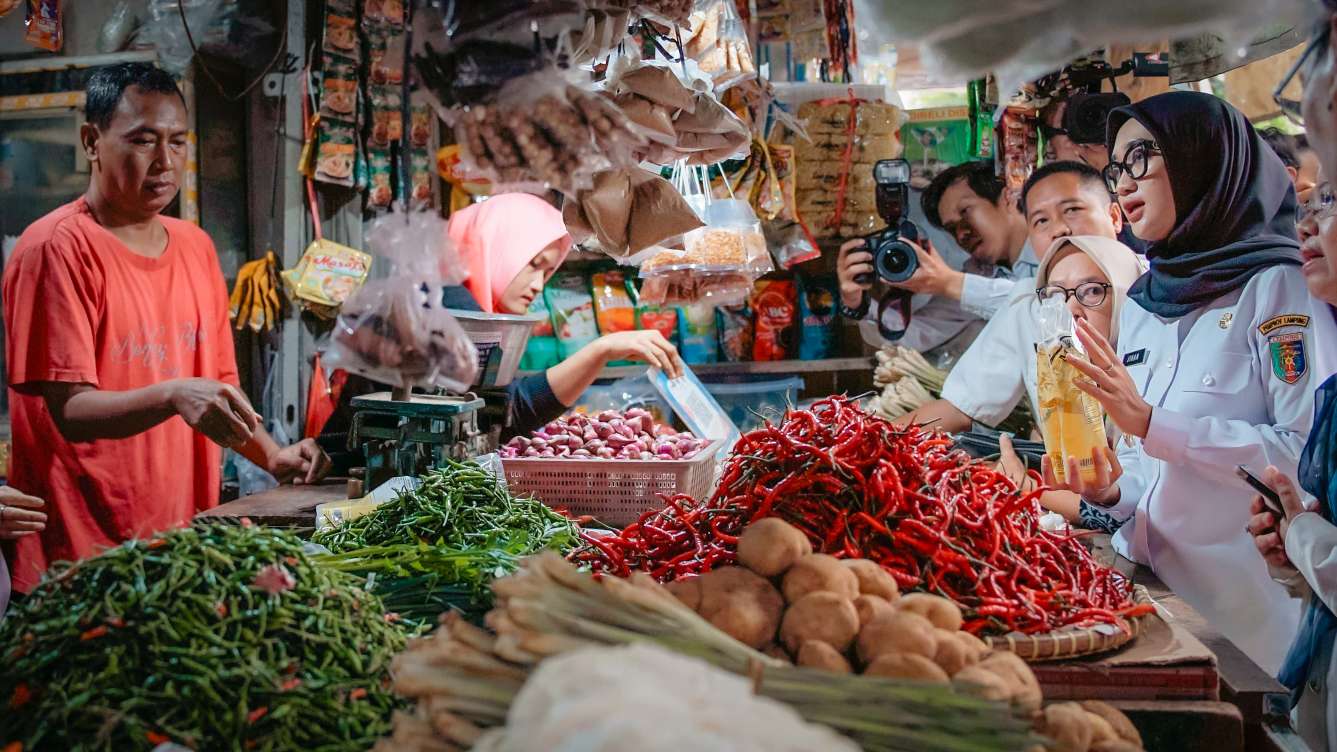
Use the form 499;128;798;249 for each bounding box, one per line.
500;410;710;461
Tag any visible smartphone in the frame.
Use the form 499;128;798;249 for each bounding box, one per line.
1236;466;1285;516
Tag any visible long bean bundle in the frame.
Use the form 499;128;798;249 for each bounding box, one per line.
0;523;406;752
312;459;577;555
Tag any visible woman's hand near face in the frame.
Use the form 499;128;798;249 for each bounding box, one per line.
596;330;684;379
1065;317;1153;439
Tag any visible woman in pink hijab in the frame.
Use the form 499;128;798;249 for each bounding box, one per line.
445;194;682;434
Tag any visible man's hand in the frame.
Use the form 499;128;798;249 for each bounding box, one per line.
997;434;1036;495
168;378;260;449
1066;318;1154;439
837;239;874;309
0;487;46;540
267;438;333;485
886;238;965;301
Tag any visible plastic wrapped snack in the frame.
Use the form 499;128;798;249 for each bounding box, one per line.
445;67;646;196
325;211;477;392
683;0;757;91
545;271;599;359
792;98;904;239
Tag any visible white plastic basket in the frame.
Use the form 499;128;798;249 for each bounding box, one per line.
501;439;723;526
448;309;541;388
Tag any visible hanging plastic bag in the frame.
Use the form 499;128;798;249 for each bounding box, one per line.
444;67;646;197
562;166;704;259
324;210;477;392
683;0;757;92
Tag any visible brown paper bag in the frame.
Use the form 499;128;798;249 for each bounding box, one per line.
571;167;704;256
619;64;697;113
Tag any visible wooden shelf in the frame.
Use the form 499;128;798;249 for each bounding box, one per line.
520;356;873;381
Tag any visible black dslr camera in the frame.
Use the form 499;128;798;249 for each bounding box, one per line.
855;159;920;341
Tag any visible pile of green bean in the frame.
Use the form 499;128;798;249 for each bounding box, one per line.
312;458;578;555
0;523;405;752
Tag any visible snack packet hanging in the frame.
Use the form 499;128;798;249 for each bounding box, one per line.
716;302;753;362
1034;296;1108;485
752;279;796;361
796;274;837;360
325;210;477;392
23;0;61;51
281;239;373;309
591;270;637;336
442;67;646;197
677;302;719;364
683;0;757;92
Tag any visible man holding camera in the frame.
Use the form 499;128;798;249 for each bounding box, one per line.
838;161;1033;351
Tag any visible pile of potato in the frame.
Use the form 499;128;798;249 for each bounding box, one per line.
665;518;1145;752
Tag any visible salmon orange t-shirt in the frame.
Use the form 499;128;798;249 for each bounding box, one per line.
2;198;239;592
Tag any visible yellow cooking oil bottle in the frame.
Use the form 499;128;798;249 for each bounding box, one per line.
1034;297;1107;485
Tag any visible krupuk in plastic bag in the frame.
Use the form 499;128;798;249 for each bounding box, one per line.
324;210;477;392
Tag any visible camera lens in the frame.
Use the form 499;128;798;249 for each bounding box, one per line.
875;239;919;284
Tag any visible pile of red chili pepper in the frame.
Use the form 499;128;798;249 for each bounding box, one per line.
572;396;1139;636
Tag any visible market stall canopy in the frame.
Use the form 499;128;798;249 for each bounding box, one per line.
862;0;1312;99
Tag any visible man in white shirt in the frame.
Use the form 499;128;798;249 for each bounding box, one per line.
897;161;1138;433
838;161;1033;352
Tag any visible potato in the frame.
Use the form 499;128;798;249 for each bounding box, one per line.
842;559;899;601
665;577;702;612
1079;701;1142;747
896;593;963;631
853;594;896;628
781;591;860;654
932;628;977;675
864;652;950;683
737;518;812;577
782;554;859;603
797;640;852;673
1083;712;1119;744
1090;742;1143;752
1041;702;1096;752
979;651;1042;713
952;664;1013;702
761;641;793;663
695;567;784;649
953;629;991;661
857;610;936;665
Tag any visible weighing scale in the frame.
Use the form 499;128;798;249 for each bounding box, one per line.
348;391;491;490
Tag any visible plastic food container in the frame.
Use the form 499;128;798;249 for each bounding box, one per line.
703;377;804;432
448;309;542;388
501;439;723;527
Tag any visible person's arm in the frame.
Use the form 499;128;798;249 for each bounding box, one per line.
895;399;973;433
546;330;684;407
958;274;1018;320
237;427;332;485
40;379;257;447
933;297;1028;428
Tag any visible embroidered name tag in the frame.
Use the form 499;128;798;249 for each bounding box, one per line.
1122;349;1148;367
1258;314;1311;335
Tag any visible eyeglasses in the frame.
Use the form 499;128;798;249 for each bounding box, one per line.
1300;181;1337;222
1036;282;1112;308
1101;139;1162;193
1274;21;1331;127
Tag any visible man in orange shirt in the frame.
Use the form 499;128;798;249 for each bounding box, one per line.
2;62;330;593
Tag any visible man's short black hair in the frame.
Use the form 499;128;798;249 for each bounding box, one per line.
85;62;185;129
1018;160;1111;216
1259;127;1300;170
921;161;1004;229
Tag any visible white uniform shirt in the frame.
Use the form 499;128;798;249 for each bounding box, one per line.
959;242;1040;321
939;291;1040;427
1104;265;1337;674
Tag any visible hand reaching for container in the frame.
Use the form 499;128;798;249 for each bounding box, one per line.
996;434;1037;495
0;486;46;540
596;330;684;379
1066;318;1153;440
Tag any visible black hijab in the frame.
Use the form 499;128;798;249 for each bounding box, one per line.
1106;91;1301;319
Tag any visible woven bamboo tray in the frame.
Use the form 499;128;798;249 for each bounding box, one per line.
984;586;1156;663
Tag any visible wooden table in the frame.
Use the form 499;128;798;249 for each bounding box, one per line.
195;481;350;528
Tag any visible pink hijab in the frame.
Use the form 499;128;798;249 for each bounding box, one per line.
447;193;573;313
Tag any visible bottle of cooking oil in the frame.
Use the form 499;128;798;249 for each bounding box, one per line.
1034;298;1108;486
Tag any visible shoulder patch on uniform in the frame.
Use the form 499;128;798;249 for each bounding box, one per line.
1258;314;1311;335
1122;349;1148;367
1269;332;1308;385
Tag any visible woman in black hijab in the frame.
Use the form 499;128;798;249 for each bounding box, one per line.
1045;90;1337;676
